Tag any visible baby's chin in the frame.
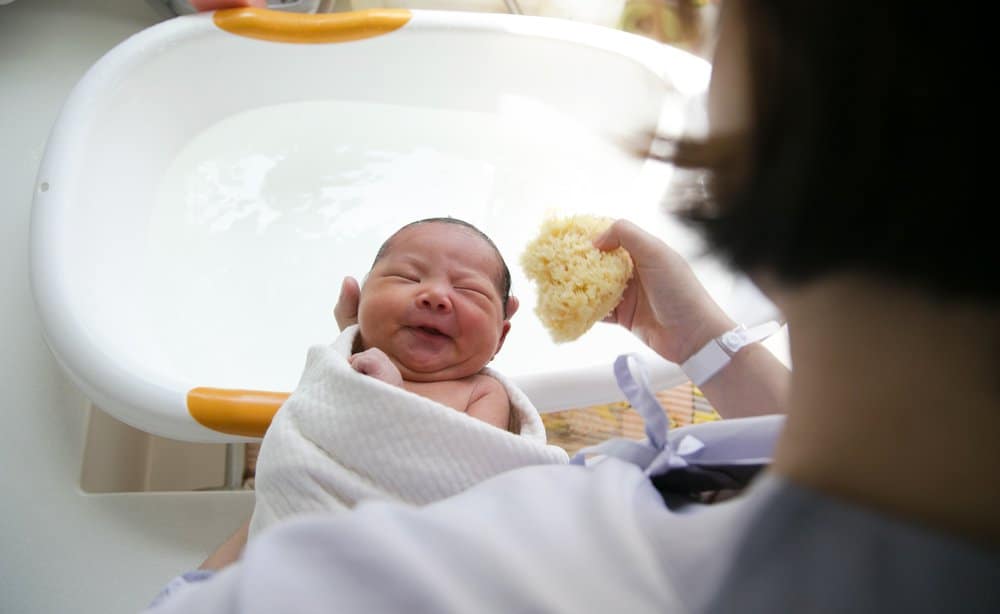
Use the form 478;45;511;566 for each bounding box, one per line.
396;361;488;383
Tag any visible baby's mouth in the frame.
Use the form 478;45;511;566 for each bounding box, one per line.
414;325;449;338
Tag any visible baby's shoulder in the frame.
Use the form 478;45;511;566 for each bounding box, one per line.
469;372;508;394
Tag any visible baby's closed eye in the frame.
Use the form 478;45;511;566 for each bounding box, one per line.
385;271;418;282
456;285;491;298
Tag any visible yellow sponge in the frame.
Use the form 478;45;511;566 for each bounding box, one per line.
521;215;633;342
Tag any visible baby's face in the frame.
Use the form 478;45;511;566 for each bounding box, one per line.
357;223;511;382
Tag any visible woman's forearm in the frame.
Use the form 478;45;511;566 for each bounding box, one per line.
199;519;250;571
696;342;790;419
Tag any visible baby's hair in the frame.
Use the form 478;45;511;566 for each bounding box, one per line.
372;217;513;318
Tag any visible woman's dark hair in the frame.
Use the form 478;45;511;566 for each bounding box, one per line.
667;1;996;304
372;217;513;317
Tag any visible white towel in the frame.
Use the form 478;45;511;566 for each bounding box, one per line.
249;325;570;538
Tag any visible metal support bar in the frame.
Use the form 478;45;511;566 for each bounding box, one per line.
502;0;522;15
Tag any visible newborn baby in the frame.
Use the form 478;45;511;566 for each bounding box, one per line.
248;217;567;538
349;217;520;431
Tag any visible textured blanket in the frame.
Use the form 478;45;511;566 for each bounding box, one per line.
249;325;570;538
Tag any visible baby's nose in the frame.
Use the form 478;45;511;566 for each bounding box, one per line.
418;284;453;312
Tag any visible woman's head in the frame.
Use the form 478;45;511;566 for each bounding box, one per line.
671;1;995;306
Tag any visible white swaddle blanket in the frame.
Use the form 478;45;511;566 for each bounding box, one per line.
249;325;570;537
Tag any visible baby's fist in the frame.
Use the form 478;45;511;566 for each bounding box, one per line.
349;348;403;387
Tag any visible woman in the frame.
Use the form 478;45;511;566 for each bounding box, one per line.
146;2;999;612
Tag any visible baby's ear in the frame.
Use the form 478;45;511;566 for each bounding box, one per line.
504;296;520;321
493;296;519;358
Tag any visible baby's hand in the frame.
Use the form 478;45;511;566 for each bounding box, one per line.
349;348;403;387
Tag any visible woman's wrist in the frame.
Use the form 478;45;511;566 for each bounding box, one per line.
681;320;784;386
676;314;737;365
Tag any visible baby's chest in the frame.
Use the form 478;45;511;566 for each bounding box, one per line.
403;379;477;413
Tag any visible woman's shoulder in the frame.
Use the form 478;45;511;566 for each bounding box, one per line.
704;474;1000;613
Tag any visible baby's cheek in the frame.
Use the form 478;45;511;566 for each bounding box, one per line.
461;308;495;337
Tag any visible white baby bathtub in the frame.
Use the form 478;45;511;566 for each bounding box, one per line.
30;7;735;443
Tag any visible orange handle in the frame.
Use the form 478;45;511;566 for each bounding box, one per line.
213;7;412;44
187;387;291;437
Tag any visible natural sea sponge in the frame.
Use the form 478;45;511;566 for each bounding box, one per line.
520;215;633;342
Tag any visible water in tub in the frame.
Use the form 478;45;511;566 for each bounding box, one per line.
146;98;728;392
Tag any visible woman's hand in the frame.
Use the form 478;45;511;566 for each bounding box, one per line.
594;219;735;364
334;276;361;331
349;347;404;387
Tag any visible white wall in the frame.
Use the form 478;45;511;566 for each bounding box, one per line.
0;2;253;612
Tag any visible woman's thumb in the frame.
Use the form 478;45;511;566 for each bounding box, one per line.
334;276;361;330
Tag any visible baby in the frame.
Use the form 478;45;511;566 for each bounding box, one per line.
347;217;519;431
247;218;566;537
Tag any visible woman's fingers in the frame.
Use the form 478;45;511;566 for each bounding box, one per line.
334;276;361;330
593;219;670;267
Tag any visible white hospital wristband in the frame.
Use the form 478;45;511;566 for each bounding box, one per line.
680;321;782;387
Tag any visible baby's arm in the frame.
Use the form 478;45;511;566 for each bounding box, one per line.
349;348;403;387
466;376;512;431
